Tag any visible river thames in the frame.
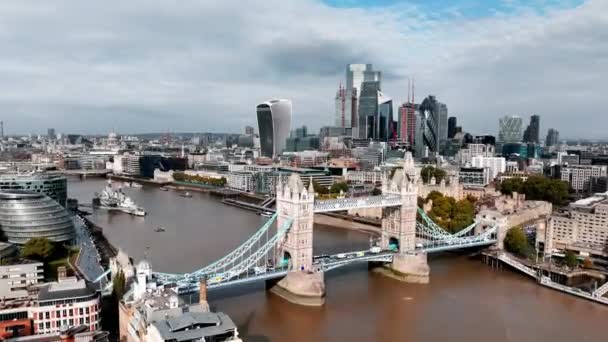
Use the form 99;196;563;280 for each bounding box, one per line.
69;178;607;342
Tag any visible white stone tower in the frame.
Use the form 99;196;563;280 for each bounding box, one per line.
276;174;315;271
381;152;418;253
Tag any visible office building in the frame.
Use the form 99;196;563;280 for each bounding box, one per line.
356;81;380;140
346;64;381;100
0;173;67;207
121;153;141;176
438;102;448;150
147;312;241;342
397;102;417;145
459;167;491;187
0;191;75;245
416;95;446;156
244;126;254;135
0;261;43;300
523;115;540;143
376;92;395;141
447;117;457;139
561;164;607;193
256;99;292;159
546;128;560;147
471;156;506;180
547;192;608;258
498;115;523;143
31;277;101;334
47;128;55;140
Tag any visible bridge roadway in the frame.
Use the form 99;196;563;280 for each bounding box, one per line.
168;241;498;293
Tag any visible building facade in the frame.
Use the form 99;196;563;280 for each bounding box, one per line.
523;115;540;143
547;192;608;258
0;173;67;207
31;277;101;335
498;115;523;143
0;261;43;300
0;191;75;245
459;167;491;187
397;102;417;145
256;99;292;159
471;156;506;181
560;164;608;193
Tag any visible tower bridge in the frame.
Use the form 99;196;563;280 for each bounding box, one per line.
150;152;498;305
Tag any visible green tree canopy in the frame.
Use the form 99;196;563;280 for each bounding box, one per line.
503;227;529;257
564;251;578;268
420;166;446;184
330;182;349;194
371;188;382;196
312;180;329;195
22;237;55;261
423;192;476;233
113;269;127;300
499;176;569;205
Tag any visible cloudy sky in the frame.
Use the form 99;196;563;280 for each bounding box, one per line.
0;0;605;138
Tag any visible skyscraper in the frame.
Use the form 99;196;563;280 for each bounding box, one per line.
546;128;560;147
448;117;457;139
398;102;417;146
523;115;540;143
416;96;439;156
256;99;292;159
357;81;380;140
377;92;395;141
438;102;448;149
498;115;523;143
244;126;254;135
345;64;381;137
415;95;447;155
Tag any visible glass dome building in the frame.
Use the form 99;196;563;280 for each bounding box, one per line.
0;191;75;245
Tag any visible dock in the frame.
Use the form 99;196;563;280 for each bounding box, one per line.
483;251;608;306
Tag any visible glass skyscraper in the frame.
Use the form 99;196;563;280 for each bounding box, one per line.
498;115;524;143
256;99;292;159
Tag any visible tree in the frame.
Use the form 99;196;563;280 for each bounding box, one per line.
499;176;569;205
330;182;349;194
420;166;446;184
22;237;55;261
112;269;126;300
583;257;593;269
312;180;329;195
371;188;382;196
504;227;529;257
564;251;578;268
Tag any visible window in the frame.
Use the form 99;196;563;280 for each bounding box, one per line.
45;322;50;329
69;309;73;316
79;308;84;315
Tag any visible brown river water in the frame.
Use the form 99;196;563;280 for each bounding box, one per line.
69;178;606;342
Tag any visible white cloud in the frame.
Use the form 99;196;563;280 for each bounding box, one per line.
0;0;605;139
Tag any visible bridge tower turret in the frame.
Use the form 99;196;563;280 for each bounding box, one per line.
381;152;418;252
276;174;315;271
379;152;430;283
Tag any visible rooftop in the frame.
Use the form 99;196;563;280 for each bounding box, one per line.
151;311;237;342
572;191;608;207
37;277;97;303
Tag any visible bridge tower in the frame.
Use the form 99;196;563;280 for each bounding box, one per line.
276;173;315;271
379;152;430;283
381;152;417;252
270;173;325;305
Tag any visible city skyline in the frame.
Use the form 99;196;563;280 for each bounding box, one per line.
0;0;605;139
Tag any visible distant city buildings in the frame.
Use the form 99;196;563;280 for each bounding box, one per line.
546;128;560;147
498;115;523;143
523;115;540;144
256;99;292;159
447;116;457;139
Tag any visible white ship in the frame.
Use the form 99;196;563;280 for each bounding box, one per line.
95;181;146;216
